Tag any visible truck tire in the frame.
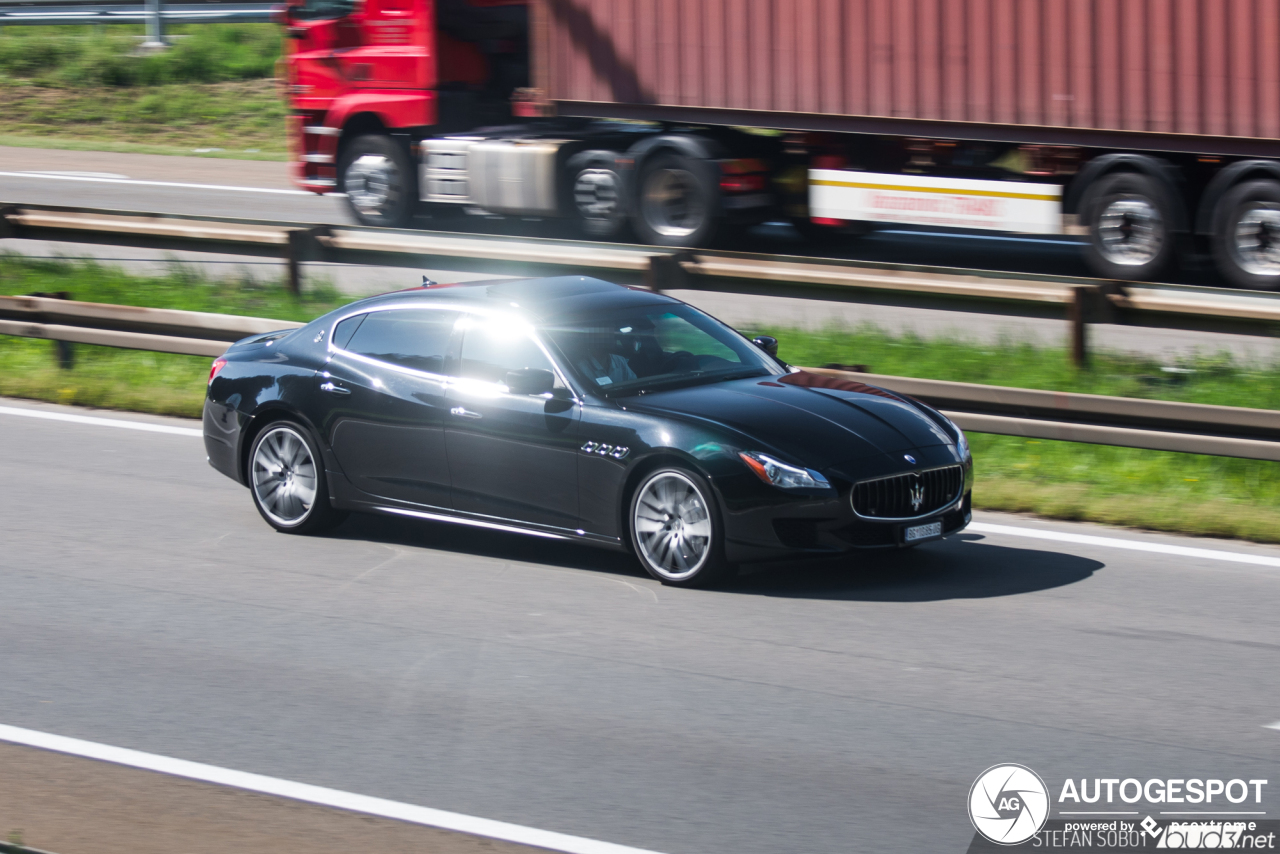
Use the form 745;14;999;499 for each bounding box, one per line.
340;134;416;229
632;151;720;247
1211;180;1280;290
1080;171;1176;281
568;152;630;240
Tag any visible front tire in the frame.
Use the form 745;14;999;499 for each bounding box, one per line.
629;467;730;588
568;152;631;240
340;134;416;229
248;421;346;534
1212;180;1280;290
1080;172;1176;281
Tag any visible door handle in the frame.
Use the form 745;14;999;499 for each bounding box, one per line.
450;406;482;419
319;381;351;395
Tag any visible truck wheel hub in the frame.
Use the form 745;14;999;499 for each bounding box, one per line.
345;153;400;216
642;167;706;238
1232;206;1280;276
1097;197;1162;266
574;169;621;221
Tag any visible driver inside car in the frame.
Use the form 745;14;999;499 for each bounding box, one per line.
576;328;637;387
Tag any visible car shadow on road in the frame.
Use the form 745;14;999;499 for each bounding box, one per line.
328;512;644;576
732;533;1104;601
330;516;1102;601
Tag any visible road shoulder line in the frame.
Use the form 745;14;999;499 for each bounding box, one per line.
968;521;1280;568
0;724;665;854
0;404;202;437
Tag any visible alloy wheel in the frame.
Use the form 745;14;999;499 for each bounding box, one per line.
633;471;713;581
251;425;318;527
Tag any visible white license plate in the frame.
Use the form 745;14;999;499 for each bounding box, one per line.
904;521;943;543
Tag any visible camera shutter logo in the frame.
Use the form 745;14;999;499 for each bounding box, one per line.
968;764;1050;845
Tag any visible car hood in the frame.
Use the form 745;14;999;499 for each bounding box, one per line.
622;371;956;470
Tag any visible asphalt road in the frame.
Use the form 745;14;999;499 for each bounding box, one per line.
1;397;1278;854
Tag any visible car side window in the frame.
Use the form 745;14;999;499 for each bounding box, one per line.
456;316;561;387
342;308;460;375
331;314;366;350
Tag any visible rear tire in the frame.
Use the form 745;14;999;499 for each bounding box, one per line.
628;467;731;588
248;421;346;535
1212;180;1280;290
1080;171;1176;281
632;151;720;248
340;134;416;229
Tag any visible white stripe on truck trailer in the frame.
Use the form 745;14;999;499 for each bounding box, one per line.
808;168;1063;235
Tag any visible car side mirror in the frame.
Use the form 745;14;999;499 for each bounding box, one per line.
505;368;556;396
752;335;779;357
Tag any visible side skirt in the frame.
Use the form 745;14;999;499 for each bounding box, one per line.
364;502;627;551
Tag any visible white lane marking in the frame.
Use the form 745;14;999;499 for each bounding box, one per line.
0;723;665;854
0;171;328;197
18;171;130;179
1264;722;1280;731
0;405;202;437
968;521;1280;569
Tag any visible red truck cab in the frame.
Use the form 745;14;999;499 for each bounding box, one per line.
280;0;528;208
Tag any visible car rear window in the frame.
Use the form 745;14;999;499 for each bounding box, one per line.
343;308;460;375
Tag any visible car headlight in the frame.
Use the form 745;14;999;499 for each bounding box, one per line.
942;415;970;459
739;451;831;491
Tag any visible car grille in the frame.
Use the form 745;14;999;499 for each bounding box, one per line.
851;465;965;519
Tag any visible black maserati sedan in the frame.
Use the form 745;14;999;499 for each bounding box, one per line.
204;276;972;587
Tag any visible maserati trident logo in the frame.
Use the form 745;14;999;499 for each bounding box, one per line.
909;479;925;512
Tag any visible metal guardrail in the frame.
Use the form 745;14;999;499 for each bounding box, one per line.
0;0;272;25
5;202;1280;365
1;294;1277;462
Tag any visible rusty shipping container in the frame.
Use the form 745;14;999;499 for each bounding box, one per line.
536;0;1280;154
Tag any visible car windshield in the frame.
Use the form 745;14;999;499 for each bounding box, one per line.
292;0;355;21
542;303;783;395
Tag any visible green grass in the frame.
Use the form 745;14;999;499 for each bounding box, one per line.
0;24;285;153
0;24;280;87
0;133;287;160
0;336;210;417
0;253;346;320
0;78;287;154
765;324;1280;410
1;253;1278;544
970;434;1280;544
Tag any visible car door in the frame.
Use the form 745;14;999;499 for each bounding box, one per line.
444;314;581;529
320;306;460;509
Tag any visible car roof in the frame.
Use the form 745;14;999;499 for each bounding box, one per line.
350;276;677;322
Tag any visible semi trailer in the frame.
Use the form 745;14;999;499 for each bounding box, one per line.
279;0;1280;288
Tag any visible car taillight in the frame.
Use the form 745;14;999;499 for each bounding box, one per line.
208;358;228;385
